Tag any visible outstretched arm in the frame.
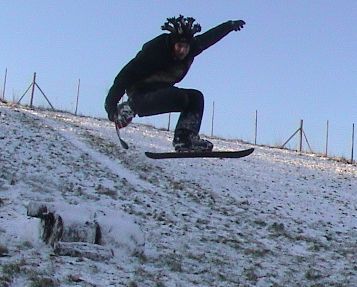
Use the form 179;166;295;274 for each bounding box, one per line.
191;20;245;56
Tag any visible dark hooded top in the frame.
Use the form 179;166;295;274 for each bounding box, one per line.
105;21;236;110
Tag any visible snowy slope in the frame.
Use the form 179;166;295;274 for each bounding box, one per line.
0;102;356;287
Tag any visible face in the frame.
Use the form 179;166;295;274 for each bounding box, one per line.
173;42;190;60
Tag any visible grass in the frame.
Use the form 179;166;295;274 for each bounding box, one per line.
0;260;25;286
30;277;59;287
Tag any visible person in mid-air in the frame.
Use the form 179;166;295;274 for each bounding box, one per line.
105;15;245;152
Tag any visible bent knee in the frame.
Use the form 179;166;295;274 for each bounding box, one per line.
187;89;204;104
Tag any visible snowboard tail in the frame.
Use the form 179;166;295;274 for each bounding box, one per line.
145;148;254;159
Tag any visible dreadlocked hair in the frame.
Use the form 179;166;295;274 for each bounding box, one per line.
161;15;201;42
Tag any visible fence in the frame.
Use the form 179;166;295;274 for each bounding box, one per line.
168;104;355;164
1;70;356;164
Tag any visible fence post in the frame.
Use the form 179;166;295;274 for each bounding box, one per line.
2;68;7;100
75;78;80;115
254;110;258;145
325;120;329;157
30;72;36;108
352;123;355;164
299;119;303;152
17;72;55;110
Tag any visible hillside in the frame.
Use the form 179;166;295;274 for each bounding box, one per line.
0;102;356;287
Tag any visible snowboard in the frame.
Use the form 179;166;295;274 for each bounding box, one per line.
145;148;254;159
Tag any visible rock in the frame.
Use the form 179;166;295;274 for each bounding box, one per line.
26;201;145;259
27;201;100;245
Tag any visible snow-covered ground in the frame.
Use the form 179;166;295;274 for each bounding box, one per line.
0;102;356;287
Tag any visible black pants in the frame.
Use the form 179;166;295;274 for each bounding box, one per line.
129;87;204;135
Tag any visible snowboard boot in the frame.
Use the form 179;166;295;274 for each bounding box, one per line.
173;131;213;152
115;101;135;129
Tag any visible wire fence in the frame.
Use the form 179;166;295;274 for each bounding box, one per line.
162;99;355;164
1;70;355;165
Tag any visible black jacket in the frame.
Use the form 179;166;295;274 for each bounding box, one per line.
105;21;236;111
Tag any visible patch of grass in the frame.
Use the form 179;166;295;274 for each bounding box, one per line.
268;222;294;239
244;267;259;282
305;268;323;280
0;261;25;286
3;258;36;281
244;247;270;258
269;222;285;233
95;184;118;199
30;277;59;287
162;254;183;272
254;219;268;227
170;180;185;191
2;262;22;278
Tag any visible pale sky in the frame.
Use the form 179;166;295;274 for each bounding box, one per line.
1;0;356;158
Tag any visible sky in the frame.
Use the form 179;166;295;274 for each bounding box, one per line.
1;0;356;158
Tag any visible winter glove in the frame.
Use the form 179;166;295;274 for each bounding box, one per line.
231;20;246;31
114;101;135;129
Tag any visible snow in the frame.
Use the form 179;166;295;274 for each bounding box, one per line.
0;102;356;286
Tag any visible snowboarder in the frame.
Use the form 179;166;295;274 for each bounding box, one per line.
105;15;245;152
